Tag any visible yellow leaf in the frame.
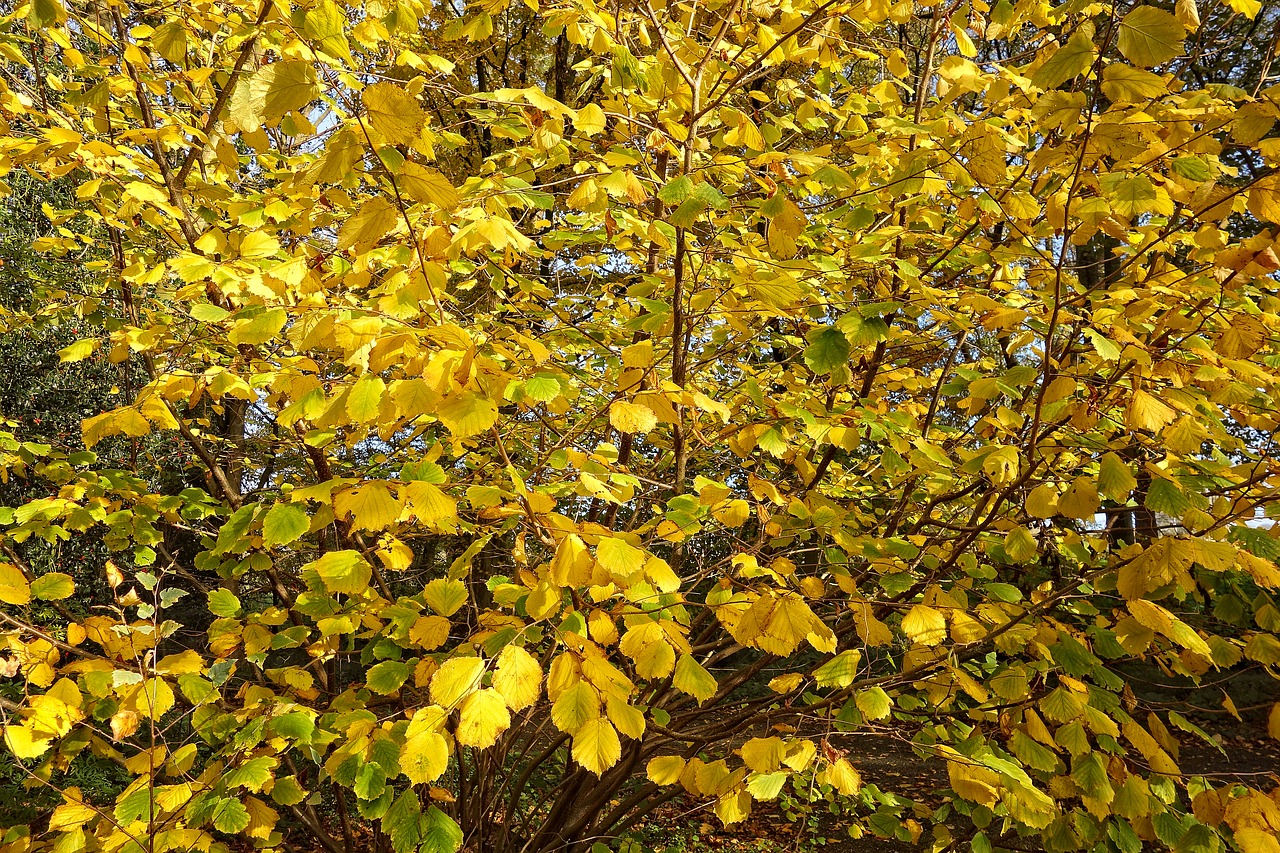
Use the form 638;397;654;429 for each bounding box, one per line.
740;737;786;773
228;307;287;346
619;622;675;678
715;788;752;825
1118;6;1184;67
133;678;175;719
397;162;459;209
403;482;458;531
551;681;599;733
422;579;468;616
363;83;426;145
230;61;318;131
673;654;717;704
1057;476;1099;520
902;605;947;646
334;482;402;531
609;401;658;434
239;230;280;259
812;649;861;688
430;657;484;708
1236;829;1280;853
713;499;750;527
493;645;541;710
1100;65;1167;103
456;688;510;748
1127;389;1176;432
551;534;593;586
575;103;606;136
347;374;386;423
768;673;803;693
605;696;646;739
621;340;653;367
338;197;399;252
821;758;861;795
571;718;621;775
4;725;51;759
0;563;30;605
410;615;451;650
307;550;371;595
948;760;1000;806
597;537;646;579
82;407;151;448
403;707;450;784
647;755;686;785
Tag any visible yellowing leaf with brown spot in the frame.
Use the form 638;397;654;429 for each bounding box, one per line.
456;688;509;748
436;391;499;439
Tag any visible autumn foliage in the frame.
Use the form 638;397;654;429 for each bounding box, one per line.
3;0;1280;851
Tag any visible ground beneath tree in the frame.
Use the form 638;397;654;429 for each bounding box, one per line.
632;726;1280;853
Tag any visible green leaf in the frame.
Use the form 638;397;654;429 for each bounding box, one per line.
1031;31;1096;89
855;687;892;720
421;806;462;853
673;654;718;703
1145;478;1191;517
367;660;413;694
657;175;694;204
29;0;67;26
1098;453;1137;502
1118;6;1184;67
228;308;287;346
803;327;851;375
812;649;861;688
668;197;708;228
304;0;351;60
208;588;242;617
267;711;315;741
30;572;74;601
224;756;275;792
384;790;424;853
308;550;373;595
262;502;310;548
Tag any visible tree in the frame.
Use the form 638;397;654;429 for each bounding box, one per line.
3;0;1280;851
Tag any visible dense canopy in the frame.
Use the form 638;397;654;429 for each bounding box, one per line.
3;0;1280;851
